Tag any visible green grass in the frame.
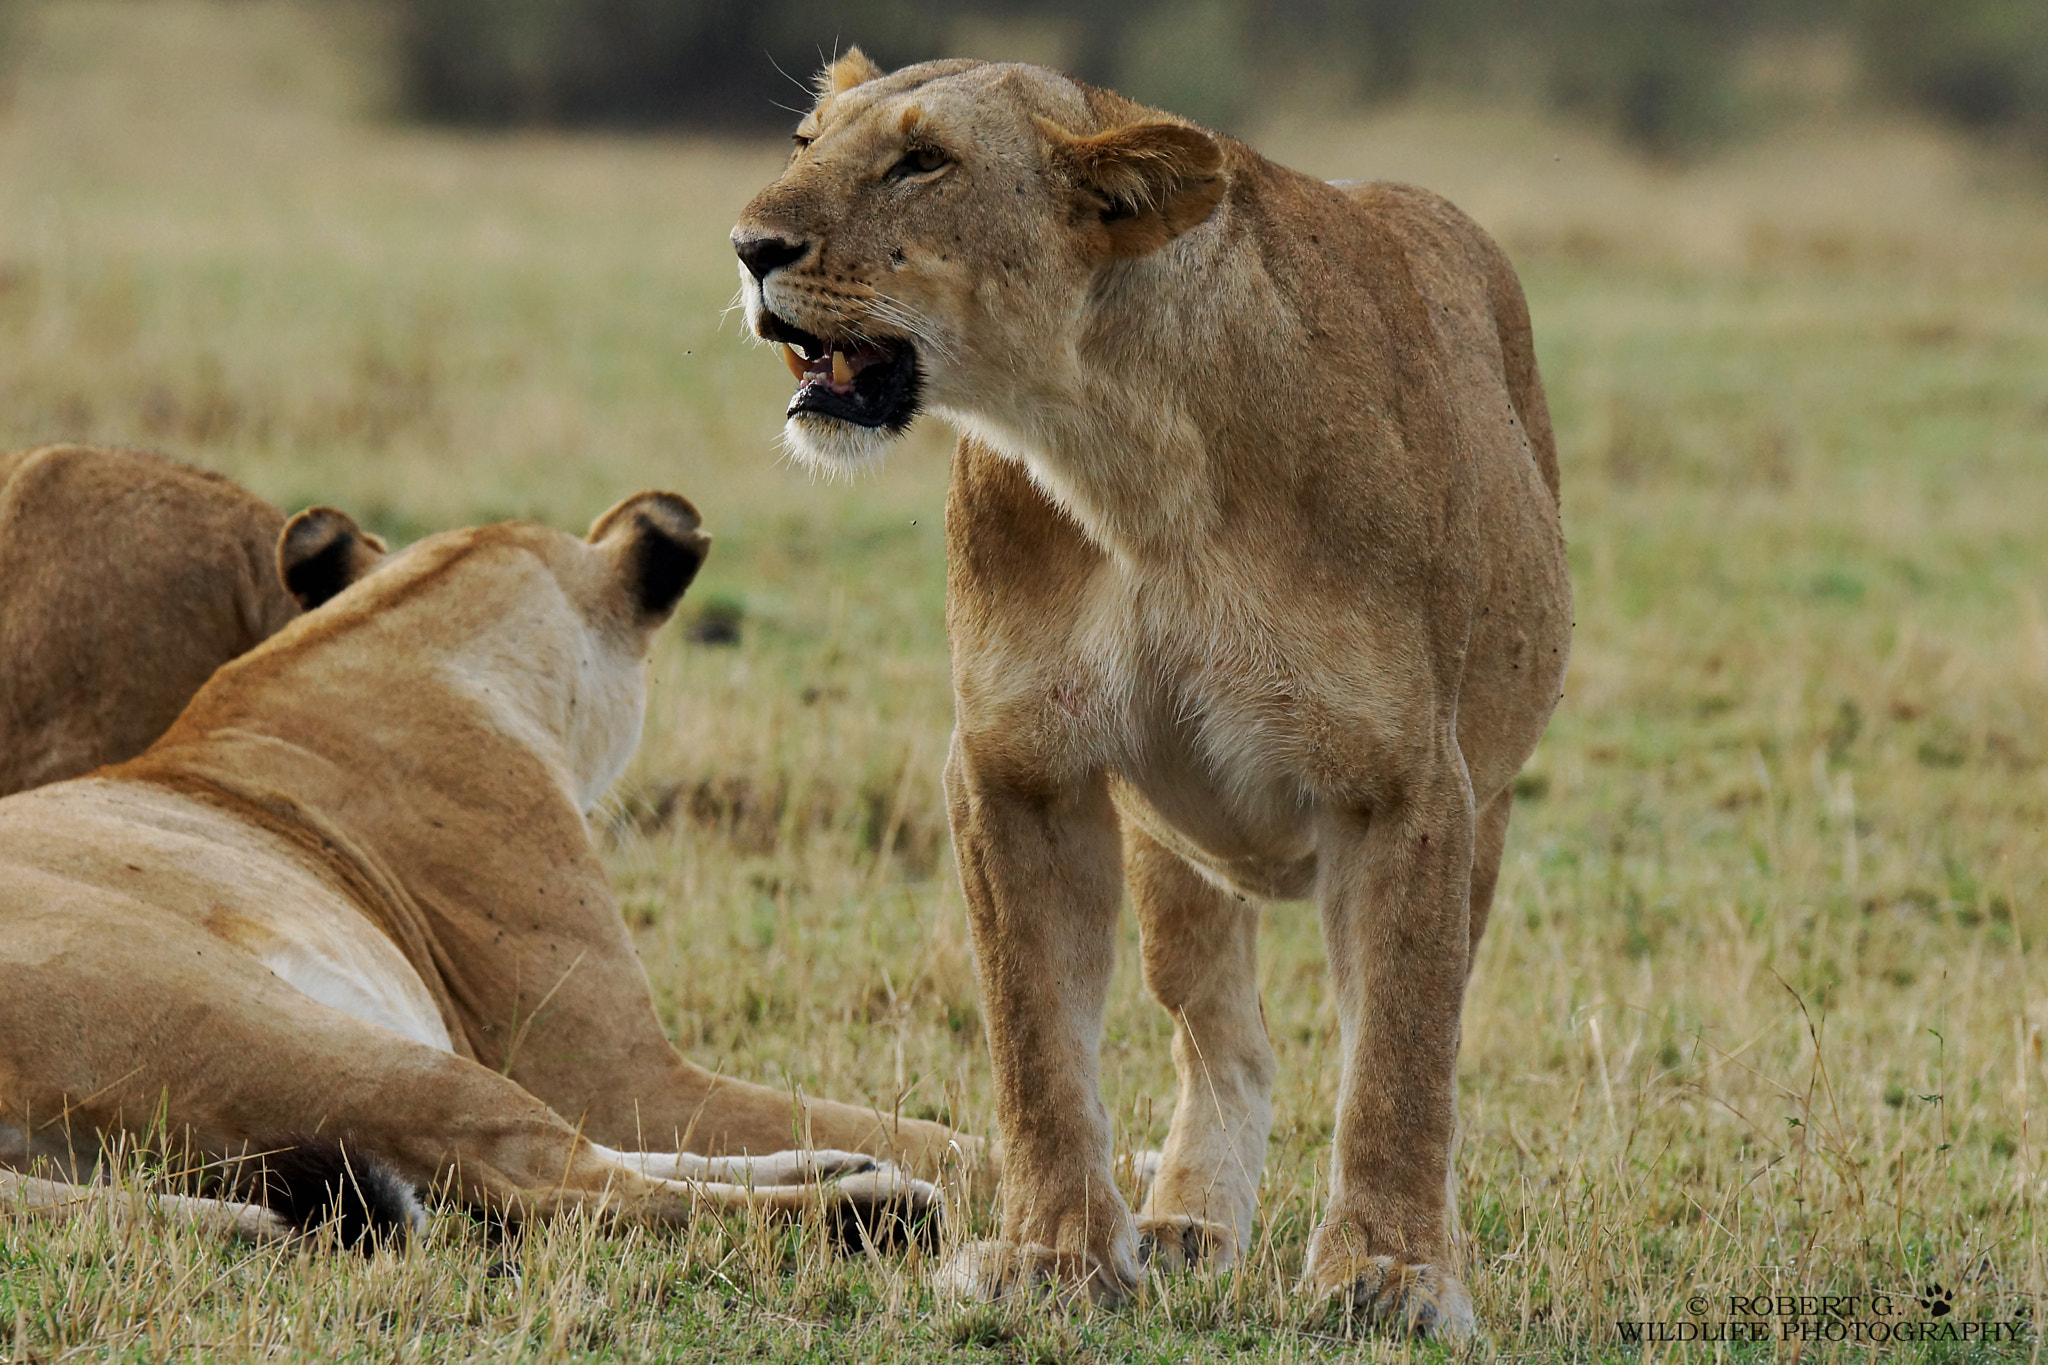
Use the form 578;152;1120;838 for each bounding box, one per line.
3;3;2047;1360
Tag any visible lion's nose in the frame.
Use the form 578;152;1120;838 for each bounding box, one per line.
732;231;811;280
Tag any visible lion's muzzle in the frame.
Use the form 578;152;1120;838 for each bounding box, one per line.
755;309;922;434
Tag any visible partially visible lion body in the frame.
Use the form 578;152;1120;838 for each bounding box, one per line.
734;54;1571;1333
0;444;301;798
0;496;958;1237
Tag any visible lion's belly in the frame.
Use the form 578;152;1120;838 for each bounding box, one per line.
1015;565;1421;901
1099;670;1328;901
0;780;453;1054
1112;777;1319;900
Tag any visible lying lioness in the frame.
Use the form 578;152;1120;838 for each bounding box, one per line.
0;444;301;798
0;494;960;1241
732;52;1571;1333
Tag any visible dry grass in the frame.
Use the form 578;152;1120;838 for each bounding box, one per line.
4;3;2047;1360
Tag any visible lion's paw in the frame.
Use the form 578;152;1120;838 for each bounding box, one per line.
823;1163;941;1252
934;1240;1137;1307
1135;1216;1237;1274
1303;1251;1474;1339
791;1149;880;1182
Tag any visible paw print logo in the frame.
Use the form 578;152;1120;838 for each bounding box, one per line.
1918;1283;1954;1318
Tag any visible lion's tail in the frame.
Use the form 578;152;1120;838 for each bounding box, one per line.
237;1136;424;1252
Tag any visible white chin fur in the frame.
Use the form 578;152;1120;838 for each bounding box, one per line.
781;413;897;476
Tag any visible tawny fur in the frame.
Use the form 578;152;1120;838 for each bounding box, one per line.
0;496;962;1238
0;445;301;798
733;52;1571;1335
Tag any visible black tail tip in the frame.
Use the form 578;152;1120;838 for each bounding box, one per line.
240;1136;424;1253
828;1190;943;1255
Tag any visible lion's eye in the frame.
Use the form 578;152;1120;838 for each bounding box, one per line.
890;145;949;179
791;134;814;154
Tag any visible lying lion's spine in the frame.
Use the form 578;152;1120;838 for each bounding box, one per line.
238;1136;424;1251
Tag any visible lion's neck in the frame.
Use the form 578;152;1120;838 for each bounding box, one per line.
944;227;1297;565
949;402;1213;563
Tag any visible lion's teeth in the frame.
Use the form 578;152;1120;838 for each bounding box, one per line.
781;344;806;381
832;350;854;387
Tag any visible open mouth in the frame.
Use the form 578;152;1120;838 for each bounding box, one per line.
759;312;921;432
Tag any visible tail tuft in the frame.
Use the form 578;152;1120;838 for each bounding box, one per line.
239;1136;423;1253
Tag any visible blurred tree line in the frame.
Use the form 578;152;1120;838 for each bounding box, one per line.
395;0;2048;157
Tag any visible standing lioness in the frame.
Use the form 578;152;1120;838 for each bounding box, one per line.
732;52;1570;1334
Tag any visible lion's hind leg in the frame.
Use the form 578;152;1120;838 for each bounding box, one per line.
1465;786;1513;975
0;915;937;1245
1127;829;1275;1274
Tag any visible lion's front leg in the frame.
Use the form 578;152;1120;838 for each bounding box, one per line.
936;734;1137;1306
591;1145;880;1185
1304;752;1478;1339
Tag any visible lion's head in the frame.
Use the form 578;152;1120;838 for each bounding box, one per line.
247;492;709;813
731;51;1226;473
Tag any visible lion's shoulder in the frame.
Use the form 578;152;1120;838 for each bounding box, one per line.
1307;178;1520;290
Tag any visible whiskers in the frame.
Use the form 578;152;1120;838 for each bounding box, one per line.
729;278;951;373
719;286;754;334
855;289;956;366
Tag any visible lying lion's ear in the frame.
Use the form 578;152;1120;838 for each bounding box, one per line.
277;507;387;611
588;491;710;623
815;47;884;100
1038;117;1226;258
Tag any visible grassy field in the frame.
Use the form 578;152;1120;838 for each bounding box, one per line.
4;3;2048;1360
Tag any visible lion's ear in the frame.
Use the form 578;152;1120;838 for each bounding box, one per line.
587;491;710;624
277;507;387;611
815;47;884;99
1037;117;1226;258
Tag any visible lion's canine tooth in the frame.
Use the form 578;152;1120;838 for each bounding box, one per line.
781;344;806;381
832;349;854;387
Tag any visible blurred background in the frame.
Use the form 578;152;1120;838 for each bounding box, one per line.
9;0;2045;153
0;3;2044;1356
386;0;2048;163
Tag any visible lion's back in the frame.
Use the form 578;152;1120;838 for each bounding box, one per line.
0;445;300;796
1330;176;1568;474
1320;179;1560;506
